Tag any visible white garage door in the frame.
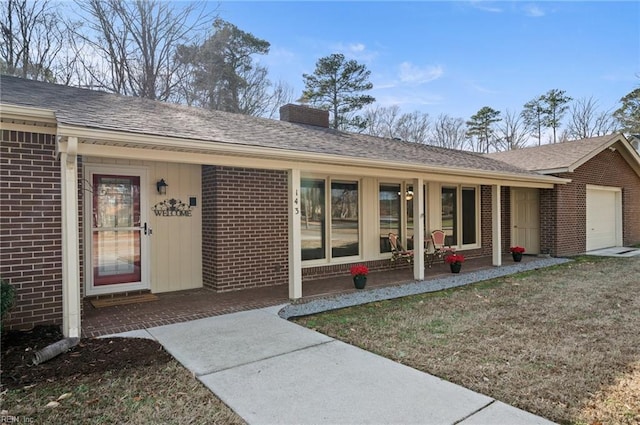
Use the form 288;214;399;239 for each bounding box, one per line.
586;187;620;251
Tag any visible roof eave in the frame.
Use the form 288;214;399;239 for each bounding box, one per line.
57;123;567;187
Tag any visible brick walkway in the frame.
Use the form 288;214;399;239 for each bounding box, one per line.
82;255;537;337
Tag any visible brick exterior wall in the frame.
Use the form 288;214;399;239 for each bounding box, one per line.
541;148;640;256
202;166;289;291
1;130;63;330
279;104;330;128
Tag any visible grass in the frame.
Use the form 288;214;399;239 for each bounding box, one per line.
1;360;245;425
294;256;640;424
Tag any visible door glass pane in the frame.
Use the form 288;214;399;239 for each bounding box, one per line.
442;187;457;246
331;181;359;258
301;179;325;260
379;184;401;253
94;175;140;228
92;174;142;286
93;230;141;285
462;187;477;245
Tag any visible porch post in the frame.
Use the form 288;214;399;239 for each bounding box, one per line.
492;184;502;266
288;169;302;299
60;137;81;338
413;178;425;280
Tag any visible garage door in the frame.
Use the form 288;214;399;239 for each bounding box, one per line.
586;187;620;251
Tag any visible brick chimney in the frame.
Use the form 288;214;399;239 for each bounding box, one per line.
279;103;329;128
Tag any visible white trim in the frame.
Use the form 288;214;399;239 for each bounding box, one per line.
55;129;567;188
288;169;302;299
492;185;502;266
413;177;425;280
61;137;80;338
83;164;150;296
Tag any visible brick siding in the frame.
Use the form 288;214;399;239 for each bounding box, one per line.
0;130;63;330
543;148;640;256
202;166;289;291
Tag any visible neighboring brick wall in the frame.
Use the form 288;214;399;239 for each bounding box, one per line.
202;166;289;291
545;148;640;256
0;130;63;330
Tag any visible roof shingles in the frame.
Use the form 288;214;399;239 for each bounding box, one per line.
1;75;539;177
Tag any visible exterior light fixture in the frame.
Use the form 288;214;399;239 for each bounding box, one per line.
156;179;168;195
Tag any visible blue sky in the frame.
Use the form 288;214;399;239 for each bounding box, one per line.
212;1;639;120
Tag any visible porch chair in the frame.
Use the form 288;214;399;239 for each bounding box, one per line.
428;230;456;267
388;233;414;266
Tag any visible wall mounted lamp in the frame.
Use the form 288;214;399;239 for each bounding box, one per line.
156;179;168;195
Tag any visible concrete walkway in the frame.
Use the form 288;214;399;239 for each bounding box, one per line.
119;306;556;425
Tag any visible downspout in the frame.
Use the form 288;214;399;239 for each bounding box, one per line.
59;136;81;338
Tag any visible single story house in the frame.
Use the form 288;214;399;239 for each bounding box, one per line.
487;134;640;256
1;75;636;338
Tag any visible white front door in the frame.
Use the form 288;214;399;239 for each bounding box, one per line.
85;165;150;295
511;188;540;254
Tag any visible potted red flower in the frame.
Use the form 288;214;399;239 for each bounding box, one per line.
509;246;526;262
444;254;465;273
350;264;369;289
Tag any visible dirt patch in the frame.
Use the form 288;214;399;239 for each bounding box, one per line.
1;326;245;424
1;326;172;391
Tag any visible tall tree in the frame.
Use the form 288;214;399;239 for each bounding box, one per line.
613;87;640;137
302;53;375;131
363;105;430;143
540;89;572;143
496;109;528;151
521;96;546;146
466;106;501;153
566;97;618;139
0;0;70;81
75;0;209;100
430;114;468;150
176;18;277;115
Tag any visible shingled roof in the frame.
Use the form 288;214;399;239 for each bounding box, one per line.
486;134;632;173
1;75;547;179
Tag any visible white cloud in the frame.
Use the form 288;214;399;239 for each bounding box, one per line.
469;1;503;13
523;4;545;17
398;62;444;84
331;42;378;62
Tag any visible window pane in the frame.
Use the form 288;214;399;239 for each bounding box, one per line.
462;187;477;245
406;185;414;249
380;184;401;252
442;187;457;246
331;181;359;257
301;179;325;260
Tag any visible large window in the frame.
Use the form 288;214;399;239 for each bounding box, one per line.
441;186;478;247
302;178;359;261
301;179;325;260
379;183;401;253
331;181;359;258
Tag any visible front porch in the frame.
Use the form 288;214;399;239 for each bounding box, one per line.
82;255;542;337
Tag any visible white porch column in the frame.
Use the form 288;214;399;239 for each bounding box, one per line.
492;184;502;266
60;137;81;338
413;178;425;280
288;169;302;299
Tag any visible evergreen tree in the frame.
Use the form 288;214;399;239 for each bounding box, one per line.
302;53;375;131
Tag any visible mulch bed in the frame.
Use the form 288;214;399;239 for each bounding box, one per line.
1;325;172;391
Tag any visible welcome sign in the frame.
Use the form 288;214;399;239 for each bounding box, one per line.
152;198;193;217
